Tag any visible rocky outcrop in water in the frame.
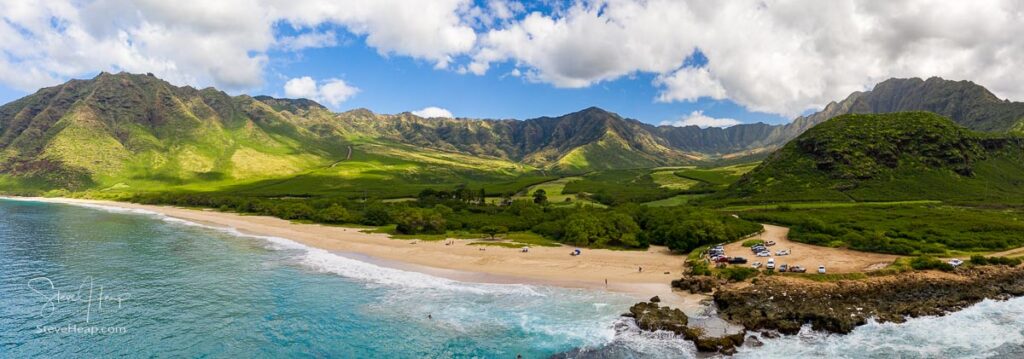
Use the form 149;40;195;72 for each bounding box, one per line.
623;301;745;354
714;266;1024;334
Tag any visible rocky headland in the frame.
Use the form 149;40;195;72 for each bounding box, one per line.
713;266;1024;334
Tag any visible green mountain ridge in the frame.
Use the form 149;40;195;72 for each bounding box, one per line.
2;72;1023;195
722;112;1024;204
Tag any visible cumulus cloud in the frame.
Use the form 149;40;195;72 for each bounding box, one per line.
284;76;358;107
277;31;338;51
3;0;1024;119
412;106;454;118
660;111;740;128
470;0;1024;117
0;0;478;91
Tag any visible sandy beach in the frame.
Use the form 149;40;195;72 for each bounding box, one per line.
6;197;703;309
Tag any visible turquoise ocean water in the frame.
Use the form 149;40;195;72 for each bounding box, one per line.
2;198;1024;358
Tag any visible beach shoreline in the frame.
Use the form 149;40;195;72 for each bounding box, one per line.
2;196;704;311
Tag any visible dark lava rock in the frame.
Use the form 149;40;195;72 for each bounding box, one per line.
649;296;661;303
625;301;745;354
714;266;1024;334
672;276;720;294
628;302;687;333
746;335;764;347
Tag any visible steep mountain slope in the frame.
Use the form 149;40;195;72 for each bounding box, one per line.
721;112;1024;204
0;73;337;190
0;73;702;193
329;106;698;171
0;73;541;192
3;73;1023;194
667;77;1024;157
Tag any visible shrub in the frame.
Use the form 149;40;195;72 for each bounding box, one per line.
970;255;1022;266
742;239;764;247
909;256;954;271
718;266;758;282
689;261;712;276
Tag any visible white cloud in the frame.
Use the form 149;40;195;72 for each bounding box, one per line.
470;0;1024;117
3;0;1024;120
660;111;740;128
284;76;358;107
277;31;338;51
0;0;478;91
655;67;727;103
412;106;454;118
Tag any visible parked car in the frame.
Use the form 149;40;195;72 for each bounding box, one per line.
714;256;731;263
775;249;790;256
766;258;776;270
756;252;771;257
765;240;777;246
949;259;964;267
818;265;827;274
779;264;788;272
790;265;807;273
751;262;762;268
729;257;748;264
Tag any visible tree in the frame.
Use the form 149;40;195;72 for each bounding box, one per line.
562;212;603;246
478;188;487;205
533;189;548;205
480;225;508;240
317;204;351;224
394;208;447;234
361;204;392;226
604;212;641;247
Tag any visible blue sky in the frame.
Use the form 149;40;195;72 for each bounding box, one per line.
257;33;790;125
1;1;1019;128
0;24;789;126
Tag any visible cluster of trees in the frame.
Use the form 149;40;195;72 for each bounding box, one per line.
132;187;762;252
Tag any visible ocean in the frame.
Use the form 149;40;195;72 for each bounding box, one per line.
1;198;1022;358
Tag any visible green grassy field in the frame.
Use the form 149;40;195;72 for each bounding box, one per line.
560;169;682;205
720;200;942;211
642;194;707;207
742;205;1024;255
514;176;605;207
650;170;701;190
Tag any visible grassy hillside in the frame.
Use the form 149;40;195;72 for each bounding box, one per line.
743;205;1024;255
721;112;1024;205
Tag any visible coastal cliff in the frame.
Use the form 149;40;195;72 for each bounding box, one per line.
713;266;1024;334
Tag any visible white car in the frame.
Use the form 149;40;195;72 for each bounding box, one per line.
775;249;790;256
751;262;762;268
948;259;964;267
818;265;827;274
756;252;771;257
766;258;776;270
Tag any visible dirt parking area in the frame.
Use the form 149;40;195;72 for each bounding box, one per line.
721;224;901;273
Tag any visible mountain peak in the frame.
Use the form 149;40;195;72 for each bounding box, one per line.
575;106;617;117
